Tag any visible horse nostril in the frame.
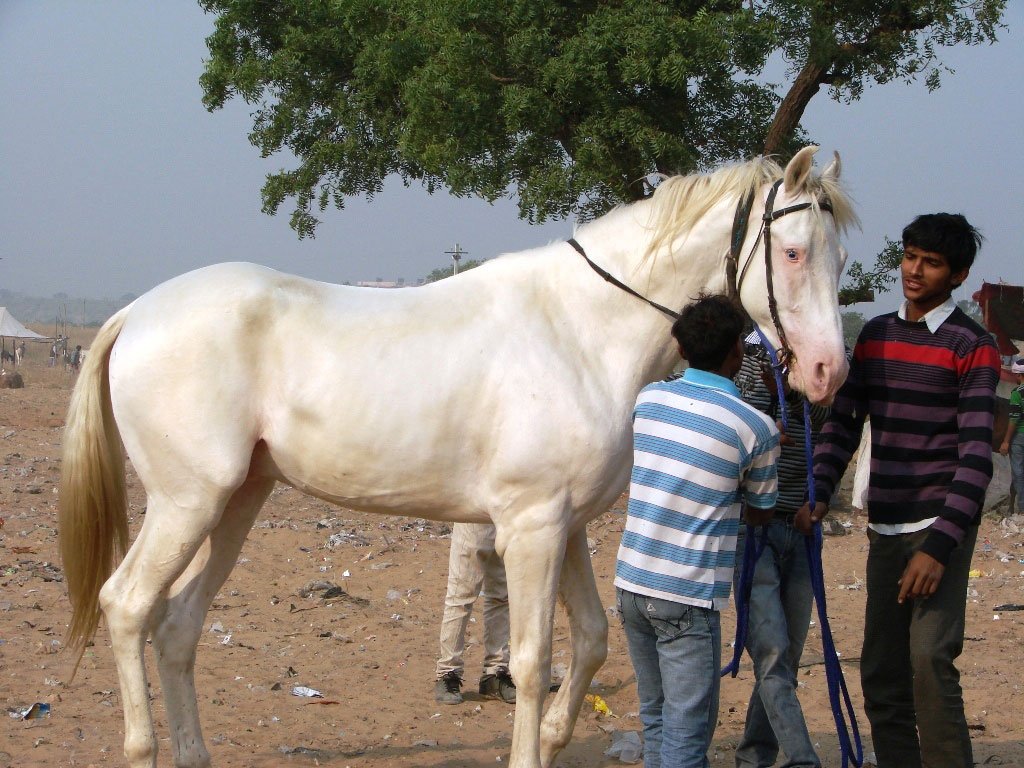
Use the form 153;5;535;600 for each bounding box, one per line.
814;361;828;385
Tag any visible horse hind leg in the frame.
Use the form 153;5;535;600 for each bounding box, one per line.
152;478;275;768
540;528;609;768
99;493;226;768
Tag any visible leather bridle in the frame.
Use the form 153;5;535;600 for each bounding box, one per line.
569;177;833;371
726;179;833;370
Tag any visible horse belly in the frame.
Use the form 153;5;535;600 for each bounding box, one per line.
257;372;634;526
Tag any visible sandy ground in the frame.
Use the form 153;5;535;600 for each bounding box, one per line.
2;349;1023;768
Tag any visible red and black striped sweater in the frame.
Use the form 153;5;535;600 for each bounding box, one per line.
813;307;1000;564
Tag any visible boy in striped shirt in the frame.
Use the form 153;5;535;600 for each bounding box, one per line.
615;295;780;768
804;213;999;768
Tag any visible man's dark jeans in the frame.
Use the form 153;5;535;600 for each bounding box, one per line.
861;525;977;768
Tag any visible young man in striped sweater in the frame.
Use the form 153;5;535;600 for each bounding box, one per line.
615;295;780;768
804;213;1000;768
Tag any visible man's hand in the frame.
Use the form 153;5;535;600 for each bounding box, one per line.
759;364;790;398
897;551;945;603
999;440;1010;456
745;506;774;527
794;501;828;536
774;419;794;446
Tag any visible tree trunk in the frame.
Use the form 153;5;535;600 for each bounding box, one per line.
763;59;830;156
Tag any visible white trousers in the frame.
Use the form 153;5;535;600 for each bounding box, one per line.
435;522;510;679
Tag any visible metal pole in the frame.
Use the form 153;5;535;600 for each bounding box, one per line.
444;244;466;277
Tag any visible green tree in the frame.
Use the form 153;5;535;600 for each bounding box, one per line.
839;237;902;306
761;2;1005;154
199;0;1004;239
423;258;487;283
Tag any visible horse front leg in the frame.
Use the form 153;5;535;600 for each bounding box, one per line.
540;527;609;767
498;513;568;768
153;478;274;768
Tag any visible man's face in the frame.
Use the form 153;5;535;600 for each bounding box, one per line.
901;244;969;318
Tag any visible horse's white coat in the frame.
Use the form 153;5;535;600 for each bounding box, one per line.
60;148;852;768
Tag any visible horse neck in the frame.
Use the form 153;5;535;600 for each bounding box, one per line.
553;200;733;391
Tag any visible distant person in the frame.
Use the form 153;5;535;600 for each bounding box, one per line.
615;294;779;768
1000;358;1024;514
49;342;57;367
15;341;25;366
805;213;999;768
70;345;82;372
433;523;516;705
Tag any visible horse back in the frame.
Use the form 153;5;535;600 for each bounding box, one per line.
105;262;634;523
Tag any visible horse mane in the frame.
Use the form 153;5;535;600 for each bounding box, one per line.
642;155;858;262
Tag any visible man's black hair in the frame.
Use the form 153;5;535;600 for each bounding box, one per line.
671;294;745;371
902;213;983;276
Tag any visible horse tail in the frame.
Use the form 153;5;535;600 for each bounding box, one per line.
59;306;131;668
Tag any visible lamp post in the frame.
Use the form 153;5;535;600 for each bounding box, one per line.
445;243;467;276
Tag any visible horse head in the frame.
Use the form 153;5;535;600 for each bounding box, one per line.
735;146;856;405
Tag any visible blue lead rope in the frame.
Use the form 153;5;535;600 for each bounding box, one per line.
802;398;863;768
721;520;765;678
723;324;863;768
723;322;787;678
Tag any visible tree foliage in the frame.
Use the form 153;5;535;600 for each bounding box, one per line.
839;236;902;306
199;1;1005;238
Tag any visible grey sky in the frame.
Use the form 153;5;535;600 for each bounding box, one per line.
1;2;1020;315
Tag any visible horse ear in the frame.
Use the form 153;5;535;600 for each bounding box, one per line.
783;146;818;193
822;151;842;183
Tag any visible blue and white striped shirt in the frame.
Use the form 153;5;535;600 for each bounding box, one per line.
615;368;780;610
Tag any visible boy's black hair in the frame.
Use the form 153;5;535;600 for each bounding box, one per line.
902;213;983;275
671;294;745;371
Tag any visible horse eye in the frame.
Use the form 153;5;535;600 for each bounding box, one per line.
785;248;799;261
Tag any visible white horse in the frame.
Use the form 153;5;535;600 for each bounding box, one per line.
59;146;855;768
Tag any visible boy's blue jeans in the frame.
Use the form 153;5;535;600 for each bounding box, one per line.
617;587;721;768
734;520;820;768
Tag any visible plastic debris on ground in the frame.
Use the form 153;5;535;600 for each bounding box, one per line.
291;686;323;698
11;702;50;720
604;730;643;764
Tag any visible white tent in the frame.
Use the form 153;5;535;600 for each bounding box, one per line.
0;307;47;339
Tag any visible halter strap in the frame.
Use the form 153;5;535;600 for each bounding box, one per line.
571;178;834;331
567;238;681;321
732;179;835;370
725;187;757;304
761;180;791;365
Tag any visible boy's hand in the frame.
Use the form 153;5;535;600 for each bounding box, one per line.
897;552;945;603
795;501;828;535
775;419;794;446
999;440;1010;456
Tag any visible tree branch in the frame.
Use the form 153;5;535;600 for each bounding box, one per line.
763;59;828;155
